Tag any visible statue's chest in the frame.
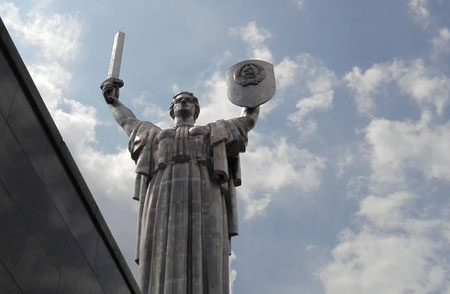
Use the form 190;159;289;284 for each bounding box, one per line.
155;126;210;165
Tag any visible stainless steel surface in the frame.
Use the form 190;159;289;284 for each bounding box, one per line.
107;31;125;79
100;56;276;293
226;59;276;108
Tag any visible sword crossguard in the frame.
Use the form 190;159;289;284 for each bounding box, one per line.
100;78;124;104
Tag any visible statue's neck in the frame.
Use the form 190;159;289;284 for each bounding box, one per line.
174;117;195;127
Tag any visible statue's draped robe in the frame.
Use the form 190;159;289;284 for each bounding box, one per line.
128;117;251;294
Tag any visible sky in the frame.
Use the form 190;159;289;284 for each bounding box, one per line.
1;0;450;293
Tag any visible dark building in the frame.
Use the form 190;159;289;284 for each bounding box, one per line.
0;17;140;293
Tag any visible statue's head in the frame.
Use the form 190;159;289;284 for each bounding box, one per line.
169;91;200;122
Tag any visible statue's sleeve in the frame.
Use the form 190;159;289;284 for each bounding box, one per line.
208;118;250;185
128;121;161;201
224;117;250;156
129;121;161;264
208;118;252;240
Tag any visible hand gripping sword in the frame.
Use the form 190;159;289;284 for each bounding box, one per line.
104;31;125;104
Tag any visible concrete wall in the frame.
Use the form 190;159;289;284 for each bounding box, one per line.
0;17;140;294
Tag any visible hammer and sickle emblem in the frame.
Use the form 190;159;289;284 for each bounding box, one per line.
233;62;266;87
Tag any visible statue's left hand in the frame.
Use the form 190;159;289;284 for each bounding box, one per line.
240;106;260;131
100;78;124;104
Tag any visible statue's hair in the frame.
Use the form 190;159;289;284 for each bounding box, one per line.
169;91;200;121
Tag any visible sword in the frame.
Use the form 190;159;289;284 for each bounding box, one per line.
105;31;125;104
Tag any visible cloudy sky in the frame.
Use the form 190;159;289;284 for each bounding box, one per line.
1;0;450;293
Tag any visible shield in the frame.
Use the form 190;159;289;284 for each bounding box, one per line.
226;59;276;108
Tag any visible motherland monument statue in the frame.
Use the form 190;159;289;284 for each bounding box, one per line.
100;31;275;294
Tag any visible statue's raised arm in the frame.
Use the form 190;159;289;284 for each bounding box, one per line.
100;31;147;137
100;78;140;136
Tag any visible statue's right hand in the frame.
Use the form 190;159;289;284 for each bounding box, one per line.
100;78;124;104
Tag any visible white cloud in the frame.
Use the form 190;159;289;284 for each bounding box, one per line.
53;98;98;151
432;27;450;56
293;0;305;10
344;64;389;116
275;57;301;91
393;59;450;115
77;147;136;204
324;45;450;292
366;112;450;190
408;0;432;29
321;227;449;293
288;85;334;131
243;136;326;192
229;21;271;49
345;59;450;117
229;251;237;294
28;62;72;112
323;59;450;289
229;21;273;63
132;91;173;129
326;106;450;292
336;152;355;178
196;71;242;124
283;55;336;135
30;0;55;9
240;136;326;219
320;191;450;294
345;176;370;199
171;83;180;94
239;192;272;221
357;191;416;229
0;3;82;63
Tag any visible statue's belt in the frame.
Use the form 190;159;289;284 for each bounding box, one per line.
155;155;213;170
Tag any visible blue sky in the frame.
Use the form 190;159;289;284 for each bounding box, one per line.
1;0;450;293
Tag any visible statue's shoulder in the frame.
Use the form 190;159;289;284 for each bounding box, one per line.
207;118;246;131
129;121;161;147
133;121;162;136
128;121;161;161
189;125;209;137
207;120;229;144
206;119;226;129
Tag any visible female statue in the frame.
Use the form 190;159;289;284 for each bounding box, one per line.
101;79;259;294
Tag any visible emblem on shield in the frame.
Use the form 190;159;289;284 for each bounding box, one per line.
226;60;276;108
234;62;266;86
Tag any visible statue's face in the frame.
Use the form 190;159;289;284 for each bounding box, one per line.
173;94;196;119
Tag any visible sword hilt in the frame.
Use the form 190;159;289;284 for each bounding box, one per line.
101;78;124;104
106;88;116;104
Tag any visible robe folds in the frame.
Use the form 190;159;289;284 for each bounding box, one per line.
128;117;251;294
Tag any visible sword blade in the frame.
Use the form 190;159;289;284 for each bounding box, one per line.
107;31;125;79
